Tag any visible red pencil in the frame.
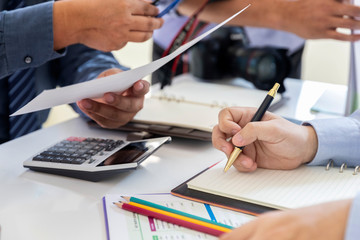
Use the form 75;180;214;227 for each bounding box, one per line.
116;202;226;237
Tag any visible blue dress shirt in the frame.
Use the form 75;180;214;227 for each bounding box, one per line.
306;110;360;167
306;110;360;239
0;0;125;142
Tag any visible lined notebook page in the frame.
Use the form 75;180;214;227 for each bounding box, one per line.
187;161;360;210
133;97;220;132
151;79;282;109
133;78;282;132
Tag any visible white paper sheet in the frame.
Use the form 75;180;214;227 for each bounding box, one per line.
11;5;250;116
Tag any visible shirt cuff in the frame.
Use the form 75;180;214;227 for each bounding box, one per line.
3;2;65;74
303;116;360;167
345;193;360;240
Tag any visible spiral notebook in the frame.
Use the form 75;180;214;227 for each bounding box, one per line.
172;160;360;213
132;76;283;133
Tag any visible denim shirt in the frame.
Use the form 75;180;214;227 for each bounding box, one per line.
0;0;124;142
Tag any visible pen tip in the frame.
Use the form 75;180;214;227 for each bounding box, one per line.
224;147;242;172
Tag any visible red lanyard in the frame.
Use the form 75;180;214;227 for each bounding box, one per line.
160;0;210;88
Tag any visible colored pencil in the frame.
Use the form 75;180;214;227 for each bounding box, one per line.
118;201;231;233
122;196;234;230
115;202;227;237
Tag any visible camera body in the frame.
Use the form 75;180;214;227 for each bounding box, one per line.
189;27;290;92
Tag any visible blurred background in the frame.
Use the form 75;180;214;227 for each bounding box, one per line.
42;38;350;128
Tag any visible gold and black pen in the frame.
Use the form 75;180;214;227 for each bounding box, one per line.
223;83;280;172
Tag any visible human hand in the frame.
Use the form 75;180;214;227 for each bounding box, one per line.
77;68;149;128
278;0;360;41
219;198;352;240
179;0;360;41
212;107;318;172
53;0;164;51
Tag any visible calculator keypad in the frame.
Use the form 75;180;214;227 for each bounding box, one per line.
32;137;124;164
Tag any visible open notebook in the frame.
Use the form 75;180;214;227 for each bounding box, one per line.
132;76;283;133
172;160;360;213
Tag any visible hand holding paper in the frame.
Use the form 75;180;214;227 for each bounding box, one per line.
77;68;150;129
11;5;250;117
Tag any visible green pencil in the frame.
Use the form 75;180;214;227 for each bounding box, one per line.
121;196;234;230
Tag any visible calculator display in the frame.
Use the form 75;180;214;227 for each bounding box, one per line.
97;142;149;166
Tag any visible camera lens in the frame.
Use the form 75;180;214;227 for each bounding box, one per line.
254;55;277;82
189;27;289;92
229;47;289;91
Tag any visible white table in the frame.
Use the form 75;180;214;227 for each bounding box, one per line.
0;77;347;240
197;74;347;121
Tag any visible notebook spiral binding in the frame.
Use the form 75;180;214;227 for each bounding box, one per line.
154;93;235;109
325;159;360;175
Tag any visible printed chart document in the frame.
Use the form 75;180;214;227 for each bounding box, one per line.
186;161;360;210
103;193;255;240
11;6;250;117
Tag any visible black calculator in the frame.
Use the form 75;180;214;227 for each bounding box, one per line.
23;136;171;181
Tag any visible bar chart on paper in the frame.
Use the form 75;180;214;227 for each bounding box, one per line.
103;194;255;240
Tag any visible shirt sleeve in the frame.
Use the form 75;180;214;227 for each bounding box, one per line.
345;193;360;240
0;1;65;78
51;43;128;118
55;44;127;87
303;110;360;167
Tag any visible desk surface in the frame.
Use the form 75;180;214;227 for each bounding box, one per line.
0;77;347;240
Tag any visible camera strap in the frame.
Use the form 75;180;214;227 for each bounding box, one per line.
160;0;210;89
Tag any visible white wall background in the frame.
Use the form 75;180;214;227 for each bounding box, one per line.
302;40;350;85
42;38;351;127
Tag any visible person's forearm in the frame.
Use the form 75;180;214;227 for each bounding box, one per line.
53;0;162;52
179;0;360;41
53;0;82;50
178;0;285;30
0;2;65;77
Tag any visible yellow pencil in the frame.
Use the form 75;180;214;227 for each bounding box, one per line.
114;201;231;233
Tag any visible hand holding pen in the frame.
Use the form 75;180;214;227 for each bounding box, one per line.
212;83;318;173
223;83;280;172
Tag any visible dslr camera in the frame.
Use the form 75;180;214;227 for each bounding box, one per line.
189;27;290;93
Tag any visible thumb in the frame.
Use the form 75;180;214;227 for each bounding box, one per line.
232;121;278;147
